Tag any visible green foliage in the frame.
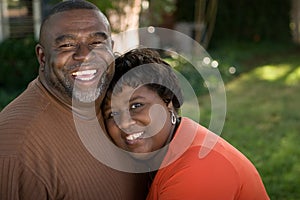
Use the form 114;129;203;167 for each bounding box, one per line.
208;40;296;80
47;0;113;13
212;0;291;43
0;88;24;109
165;56;209;97
174;0;291;43
88;0;113;13
0;36;38;90
148;0;176;25
0;36;38;109
175;0;195;22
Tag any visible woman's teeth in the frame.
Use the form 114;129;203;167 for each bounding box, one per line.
72;69;97;81
126;132;144;141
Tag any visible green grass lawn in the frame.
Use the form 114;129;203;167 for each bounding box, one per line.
197;43;300;199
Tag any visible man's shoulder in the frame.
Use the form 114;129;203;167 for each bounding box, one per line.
1;78;52;116
0;79;51;154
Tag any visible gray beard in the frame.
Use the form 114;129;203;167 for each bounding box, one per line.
72;87;101;103
71;74;108;103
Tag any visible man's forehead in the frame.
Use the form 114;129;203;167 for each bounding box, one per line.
44;10;109;33
46;9;107;26
40;9;110;46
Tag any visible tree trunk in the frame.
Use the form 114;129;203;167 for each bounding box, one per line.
291;0;300;44
108;0;141;33
107;0;142;53
194;0;218;49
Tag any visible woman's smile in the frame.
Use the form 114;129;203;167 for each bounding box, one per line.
125;131;145;143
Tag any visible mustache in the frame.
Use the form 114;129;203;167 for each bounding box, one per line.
65;61;107;71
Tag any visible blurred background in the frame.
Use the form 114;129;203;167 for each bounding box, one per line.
0;0;299;199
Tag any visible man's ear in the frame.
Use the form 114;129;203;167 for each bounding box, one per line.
35;44;45;67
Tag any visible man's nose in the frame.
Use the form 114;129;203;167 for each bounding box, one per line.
73;44;93;61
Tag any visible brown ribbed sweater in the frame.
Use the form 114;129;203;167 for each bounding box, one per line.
0;78;150;200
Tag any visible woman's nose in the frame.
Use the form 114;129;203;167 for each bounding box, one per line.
117;111;136;130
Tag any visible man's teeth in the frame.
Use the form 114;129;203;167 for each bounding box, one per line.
126;132;144;141
72;70;97;81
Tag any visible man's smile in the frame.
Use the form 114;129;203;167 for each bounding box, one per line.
72;69;98;81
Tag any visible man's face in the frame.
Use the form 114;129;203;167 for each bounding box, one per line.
38;9;114;104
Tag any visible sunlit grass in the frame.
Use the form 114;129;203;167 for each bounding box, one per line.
286;66;300;85
251;64;300;85
254;64;292;81
196;58;300;199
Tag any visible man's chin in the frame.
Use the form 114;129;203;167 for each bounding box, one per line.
72;89;101;103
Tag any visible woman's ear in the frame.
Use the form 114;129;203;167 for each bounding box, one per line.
35;44;46;69
167;100;174;110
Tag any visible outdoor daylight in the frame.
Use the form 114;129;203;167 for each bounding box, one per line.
0;0;299;199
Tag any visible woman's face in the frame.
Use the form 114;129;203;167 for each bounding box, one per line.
103;85;174;156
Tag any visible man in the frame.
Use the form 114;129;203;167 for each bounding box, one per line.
0;1;149;199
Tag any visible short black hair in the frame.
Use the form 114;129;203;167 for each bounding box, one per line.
42;0;99;24
106;48;183;111
39;0;101;43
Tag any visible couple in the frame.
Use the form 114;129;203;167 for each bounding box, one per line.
0;0;269;199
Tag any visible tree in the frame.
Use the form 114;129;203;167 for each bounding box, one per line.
290;0;300;44
194;0;218;48
89;0;175;33
105;0;142;33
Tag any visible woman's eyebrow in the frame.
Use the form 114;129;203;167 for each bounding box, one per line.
130;96;146;102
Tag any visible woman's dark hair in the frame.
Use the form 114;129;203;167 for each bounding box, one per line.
106;48;183;111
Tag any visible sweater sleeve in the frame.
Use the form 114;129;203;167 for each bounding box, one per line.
0;156;48;200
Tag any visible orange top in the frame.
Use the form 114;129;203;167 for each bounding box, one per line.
147;117;270;200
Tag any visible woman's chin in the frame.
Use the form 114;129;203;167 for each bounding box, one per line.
129;151;154;160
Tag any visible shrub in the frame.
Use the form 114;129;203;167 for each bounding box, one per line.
0;36;39;91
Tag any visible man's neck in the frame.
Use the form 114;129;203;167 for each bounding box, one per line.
38;75;102;120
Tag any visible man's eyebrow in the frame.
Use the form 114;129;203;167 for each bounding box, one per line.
54;32;108;45
55;34;75;44
91;32;108;40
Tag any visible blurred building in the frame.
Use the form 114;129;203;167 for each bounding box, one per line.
0;0;55;42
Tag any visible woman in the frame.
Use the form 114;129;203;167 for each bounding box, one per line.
102;48;270;199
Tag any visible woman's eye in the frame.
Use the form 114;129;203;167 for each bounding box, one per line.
130;103;143;109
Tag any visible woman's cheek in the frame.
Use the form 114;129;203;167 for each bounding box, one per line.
107;121;120;137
